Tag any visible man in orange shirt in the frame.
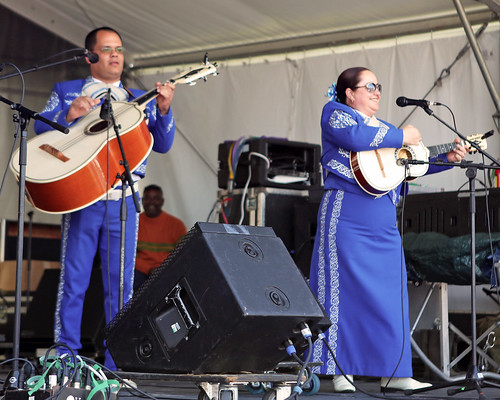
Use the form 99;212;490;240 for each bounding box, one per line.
134;185;187;290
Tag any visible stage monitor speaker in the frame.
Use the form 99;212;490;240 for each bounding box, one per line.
105;222;330;374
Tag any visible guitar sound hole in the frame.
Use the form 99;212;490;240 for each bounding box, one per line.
396;148;412;160
87;120;111;135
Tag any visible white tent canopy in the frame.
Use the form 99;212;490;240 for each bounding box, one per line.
2;0;497;66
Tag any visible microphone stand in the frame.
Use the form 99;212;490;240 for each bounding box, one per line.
0;95;68;391
100;90;140;311
0;53;90;81
404;105;500;398
26;211;34;311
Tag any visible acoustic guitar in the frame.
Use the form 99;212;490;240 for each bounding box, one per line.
350;134;488;196
10;57;218;214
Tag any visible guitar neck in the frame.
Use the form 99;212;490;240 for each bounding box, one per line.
428;141;457;158
128;75;183;108
133;88;159;108
127;60;217;108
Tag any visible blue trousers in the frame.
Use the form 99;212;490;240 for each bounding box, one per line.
55;195;139;369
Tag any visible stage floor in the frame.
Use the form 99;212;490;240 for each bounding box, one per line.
114;373;500;400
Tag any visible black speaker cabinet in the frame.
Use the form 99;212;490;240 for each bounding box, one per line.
217;187;321;278
217;137;322;190
105;222;330;374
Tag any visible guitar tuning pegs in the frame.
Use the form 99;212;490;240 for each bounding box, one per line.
481;130;494;139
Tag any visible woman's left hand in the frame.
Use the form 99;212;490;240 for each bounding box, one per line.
447;138;469;162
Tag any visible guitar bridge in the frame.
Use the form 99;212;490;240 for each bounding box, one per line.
39;144;69;162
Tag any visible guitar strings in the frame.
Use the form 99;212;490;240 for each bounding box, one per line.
54;102;139;152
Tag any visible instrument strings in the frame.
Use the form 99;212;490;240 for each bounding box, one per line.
57;101;132;152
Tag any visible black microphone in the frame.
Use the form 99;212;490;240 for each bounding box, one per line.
100;89;112;121
396;96;440;108
83;49;99;64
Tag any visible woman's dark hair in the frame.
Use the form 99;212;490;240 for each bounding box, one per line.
85;27;122;51
336;67;369;104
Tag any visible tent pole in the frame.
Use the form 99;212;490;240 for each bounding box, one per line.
453;0;500;130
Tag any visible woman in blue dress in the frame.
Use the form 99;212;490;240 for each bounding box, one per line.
309;67;468;392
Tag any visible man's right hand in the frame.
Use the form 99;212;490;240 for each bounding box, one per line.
66;96;100;123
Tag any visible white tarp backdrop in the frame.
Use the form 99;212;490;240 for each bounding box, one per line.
1;23;499;230
135;24;500;228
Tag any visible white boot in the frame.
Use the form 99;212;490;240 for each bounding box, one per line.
380;377;432;392
333;375;355;393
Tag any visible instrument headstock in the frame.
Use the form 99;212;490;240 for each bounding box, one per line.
169;53;218;86
466;131;491;153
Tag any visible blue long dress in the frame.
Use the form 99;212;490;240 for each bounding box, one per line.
309;100;451;377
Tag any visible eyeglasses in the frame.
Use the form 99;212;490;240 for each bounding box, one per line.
99;46;125;54
353;82;382;93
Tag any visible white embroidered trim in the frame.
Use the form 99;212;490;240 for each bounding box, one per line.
370;120;389;147
338;147;349;158
326;159;354;179
312;190;344;375
330;109;357;129
54;214;71;343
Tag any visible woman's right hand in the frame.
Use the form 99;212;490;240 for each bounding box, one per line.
402;124;422;146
